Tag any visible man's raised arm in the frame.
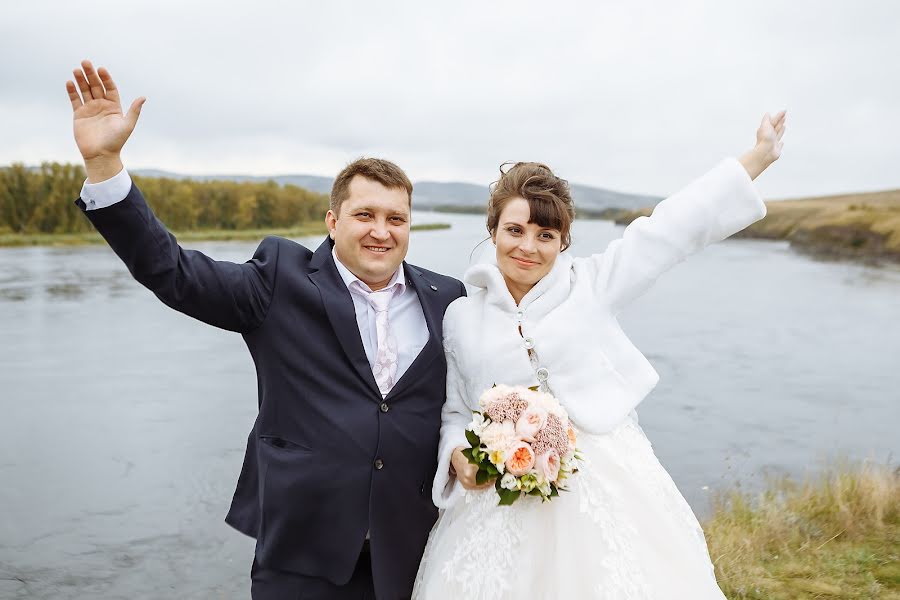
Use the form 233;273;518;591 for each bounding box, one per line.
67;60;279;333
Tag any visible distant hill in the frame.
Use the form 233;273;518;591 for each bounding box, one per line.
133;169;662;215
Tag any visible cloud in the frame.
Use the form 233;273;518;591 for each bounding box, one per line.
2;0;898;198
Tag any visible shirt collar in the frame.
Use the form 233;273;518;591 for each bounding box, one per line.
331;247;406;295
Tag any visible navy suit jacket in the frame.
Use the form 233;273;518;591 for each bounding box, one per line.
76;186;465;600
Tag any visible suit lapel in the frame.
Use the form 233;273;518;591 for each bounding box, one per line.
386;264;443;399
308;238;382;399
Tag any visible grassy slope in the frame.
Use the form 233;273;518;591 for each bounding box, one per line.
613;189;900;263
705;461;899;599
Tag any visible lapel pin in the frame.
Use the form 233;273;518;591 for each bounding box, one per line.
430;285;438;291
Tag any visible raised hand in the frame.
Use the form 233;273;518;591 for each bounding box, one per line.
66;60;145;181
755;110;786;163
739;110;787;180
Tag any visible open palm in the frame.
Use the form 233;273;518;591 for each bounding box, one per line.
756;110;786;163
66;60;145;160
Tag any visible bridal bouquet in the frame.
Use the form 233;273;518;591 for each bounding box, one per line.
462;384;581;505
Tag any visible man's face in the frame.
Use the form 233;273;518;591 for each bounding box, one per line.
326;175;411;291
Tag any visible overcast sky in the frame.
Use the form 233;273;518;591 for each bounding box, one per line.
2;0;897;199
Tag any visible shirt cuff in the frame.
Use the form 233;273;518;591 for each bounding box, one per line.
80;168;132;210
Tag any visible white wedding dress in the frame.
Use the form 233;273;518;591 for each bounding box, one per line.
413;159;766;599
412;412;727;599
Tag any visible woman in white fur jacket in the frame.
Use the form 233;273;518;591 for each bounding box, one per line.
413;111;786;599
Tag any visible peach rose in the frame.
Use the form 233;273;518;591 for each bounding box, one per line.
515;406;548;442
536;449;561;483
567;425;577;450
505;441;536;476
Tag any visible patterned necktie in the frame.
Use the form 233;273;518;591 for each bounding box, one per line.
365;288;399;397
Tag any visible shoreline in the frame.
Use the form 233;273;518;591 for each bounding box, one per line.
611;189;900;265
704;460;898;598
0;222;451;248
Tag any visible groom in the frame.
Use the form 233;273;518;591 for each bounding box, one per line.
66;60;465;599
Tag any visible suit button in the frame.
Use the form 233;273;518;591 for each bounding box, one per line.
536;367;550;381
374;459;384;470
380;402;390;413
523;337;535;350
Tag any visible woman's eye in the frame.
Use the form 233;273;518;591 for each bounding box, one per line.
356;212;370;218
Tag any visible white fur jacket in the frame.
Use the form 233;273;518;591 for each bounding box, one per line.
432;157;767;508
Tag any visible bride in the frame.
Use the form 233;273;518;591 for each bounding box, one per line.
413;111;786;599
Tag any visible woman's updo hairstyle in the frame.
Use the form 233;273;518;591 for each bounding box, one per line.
486;161;576;250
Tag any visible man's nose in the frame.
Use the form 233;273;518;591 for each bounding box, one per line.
370;223;391;241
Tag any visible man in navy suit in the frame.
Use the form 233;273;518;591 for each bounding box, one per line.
66;59;465;599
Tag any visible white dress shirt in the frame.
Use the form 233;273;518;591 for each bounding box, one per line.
80;168;133;209
80;169;430;385
331;248;429;385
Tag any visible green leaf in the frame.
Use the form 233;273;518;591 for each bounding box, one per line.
461;448;477;464
484;463;498;476
475;469;494;486
528;385;540;392
497;488;520;506
549;485;560;498
465;429;481;448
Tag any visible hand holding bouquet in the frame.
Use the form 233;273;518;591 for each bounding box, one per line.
461;384;581;505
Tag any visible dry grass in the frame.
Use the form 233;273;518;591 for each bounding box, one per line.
742;190;900;260
703;460;900;599
613;188;900;263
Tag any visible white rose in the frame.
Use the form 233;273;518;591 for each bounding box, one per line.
500;473;520;491
469;412;487;436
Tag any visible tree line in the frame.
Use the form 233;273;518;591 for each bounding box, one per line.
0;163;330;234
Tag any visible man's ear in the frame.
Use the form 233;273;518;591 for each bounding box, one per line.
325;210;337;240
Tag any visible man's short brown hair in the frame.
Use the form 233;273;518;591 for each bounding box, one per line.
330;158;414;213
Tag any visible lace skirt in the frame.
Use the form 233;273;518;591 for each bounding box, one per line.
412;417;727;600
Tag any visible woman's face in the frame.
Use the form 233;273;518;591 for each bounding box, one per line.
492;197;563;298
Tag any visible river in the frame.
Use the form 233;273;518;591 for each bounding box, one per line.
1;211;897;598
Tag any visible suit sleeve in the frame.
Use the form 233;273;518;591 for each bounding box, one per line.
584;157;766;314
75;183;278;333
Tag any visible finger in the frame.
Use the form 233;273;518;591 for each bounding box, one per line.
760;112;771;128
73;69;92;100
776;123;785;140
772;109;786;126
81;60;106;100
97;67;120;105
66;80;83;111
125;97;146;130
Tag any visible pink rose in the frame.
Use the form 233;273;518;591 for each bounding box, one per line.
505;441;536;476
480;420;517;452
536;450;561;483
515;406;548;442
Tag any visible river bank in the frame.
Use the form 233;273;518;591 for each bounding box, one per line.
705;460;899;599
0;222;450;248
610;189;900;265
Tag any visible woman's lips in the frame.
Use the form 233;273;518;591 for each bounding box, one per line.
511;256;539;267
